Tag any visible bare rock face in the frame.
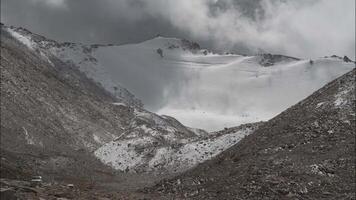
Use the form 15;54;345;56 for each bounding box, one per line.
148;69;355;199
258;53;300;66
180;39;201;51
343;56;352;63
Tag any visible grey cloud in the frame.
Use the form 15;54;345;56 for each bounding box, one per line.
1;0;184;45
1;0;355;59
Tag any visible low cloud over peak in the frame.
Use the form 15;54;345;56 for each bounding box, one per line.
2;0;355;59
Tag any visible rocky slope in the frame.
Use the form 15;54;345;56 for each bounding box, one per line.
1;24;269;193
148;69;355;199
3;65;353;200
95;122;261;174
4;25;143;108
1;26;123;182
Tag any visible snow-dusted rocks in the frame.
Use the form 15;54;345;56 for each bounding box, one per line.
95;121;260;173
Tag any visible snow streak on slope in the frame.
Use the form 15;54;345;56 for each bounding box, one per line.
6;26;355;131
6;28;35;50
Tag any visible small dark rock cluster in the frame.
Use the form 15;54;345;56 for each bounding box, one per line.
181;39;201;51
258;53;300;67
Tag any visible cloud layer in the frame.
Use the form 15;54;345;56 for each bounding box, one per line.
2;0;355;58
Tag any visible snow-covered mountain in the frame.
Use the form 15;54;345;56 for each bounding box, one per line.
5;26;355;131
1;23;355;199
1;24;260;176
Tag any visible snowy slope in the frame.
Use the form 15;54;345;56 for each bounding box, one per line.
47;36;354;131
5;26;143;108
5;25;354;131
94;122;260;173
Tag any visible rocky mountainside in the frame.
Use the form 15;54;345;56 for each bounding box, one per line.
4;25;355;131
1;24;269;194
4;25;143;108
148;69;355;199
1;26;123;182
95;122;261;174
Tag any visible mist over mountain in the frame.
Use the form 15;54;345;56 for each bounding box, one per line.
5;25;354;131
2;0;355;59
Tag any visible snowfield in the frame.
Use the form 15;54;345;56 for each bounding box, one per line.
47;36;354;131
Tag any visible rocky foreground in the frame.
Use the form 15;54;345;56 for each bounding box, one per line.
1;70;354;199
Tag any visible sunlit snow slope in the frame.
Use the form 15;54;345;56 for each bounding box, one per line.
11;27;354;131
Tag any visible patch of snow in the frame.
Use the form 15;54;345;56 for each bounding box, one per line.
93;134;103;144
334;97;346;106
39;51;54;66
94;137;155;171
310;164;334;177
7;28;35;50
94;126;255;173
112;102;127;107
316;102;325;108
6;28;57;67
334;88;352;106
22;127;35;145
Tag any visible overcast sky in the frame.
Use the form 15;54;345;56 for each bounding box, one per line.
1;0;355;59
